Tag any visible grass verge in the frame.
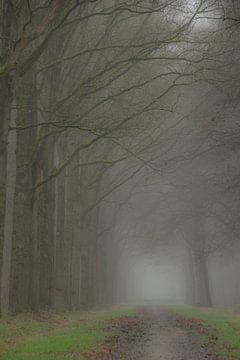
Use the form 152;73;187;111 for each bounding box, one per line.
169;305;240;360
0;305;139;360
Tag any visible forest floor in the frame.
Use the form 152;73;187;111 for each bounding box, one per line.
0;305;240;359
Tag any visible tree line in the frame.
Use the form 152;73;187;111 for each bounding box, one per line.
0;0;239;316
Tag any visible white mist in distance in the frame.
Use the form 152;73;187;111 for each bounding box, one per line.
125;256;185;305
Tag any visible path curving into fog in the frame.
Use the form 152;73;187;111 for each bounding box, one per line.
105;308;217;360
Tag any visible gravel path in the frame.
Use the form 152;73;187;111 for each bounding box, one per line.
102;308;218;360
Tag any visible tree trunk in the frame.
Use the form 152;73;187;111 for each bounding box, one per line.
37;140;55;309
0;102;17;316
64;151;85;310
0;75;12;299
10;72;38;313
53;137;68;310
192;221;212;307
185;247;196;306
29;153;55;311
194;253;212;307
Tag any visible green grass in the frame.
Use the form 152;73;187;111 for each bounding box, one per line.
0;306;139;360
168;305;240;360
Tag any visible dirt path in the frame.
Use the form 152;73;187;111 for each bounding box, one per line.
101;308;218;360
141;309;216;360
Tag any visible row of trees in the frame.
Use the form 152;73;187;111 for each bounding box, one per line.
0;0;212;316
0;0;238;315
105;0;240;308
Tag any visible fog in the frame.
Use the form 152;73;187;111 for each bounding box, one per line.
1;0;240;317
127;257;185;303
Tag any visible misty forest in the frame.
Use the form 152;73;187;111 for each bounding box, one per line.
1;1;240;359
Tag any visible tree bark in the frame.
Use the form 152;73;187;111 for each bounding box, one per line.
10;73;38;313
53;137;68;310
185;247;196;306
0;102;17;316
194;253;212;307
192;221;212;307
